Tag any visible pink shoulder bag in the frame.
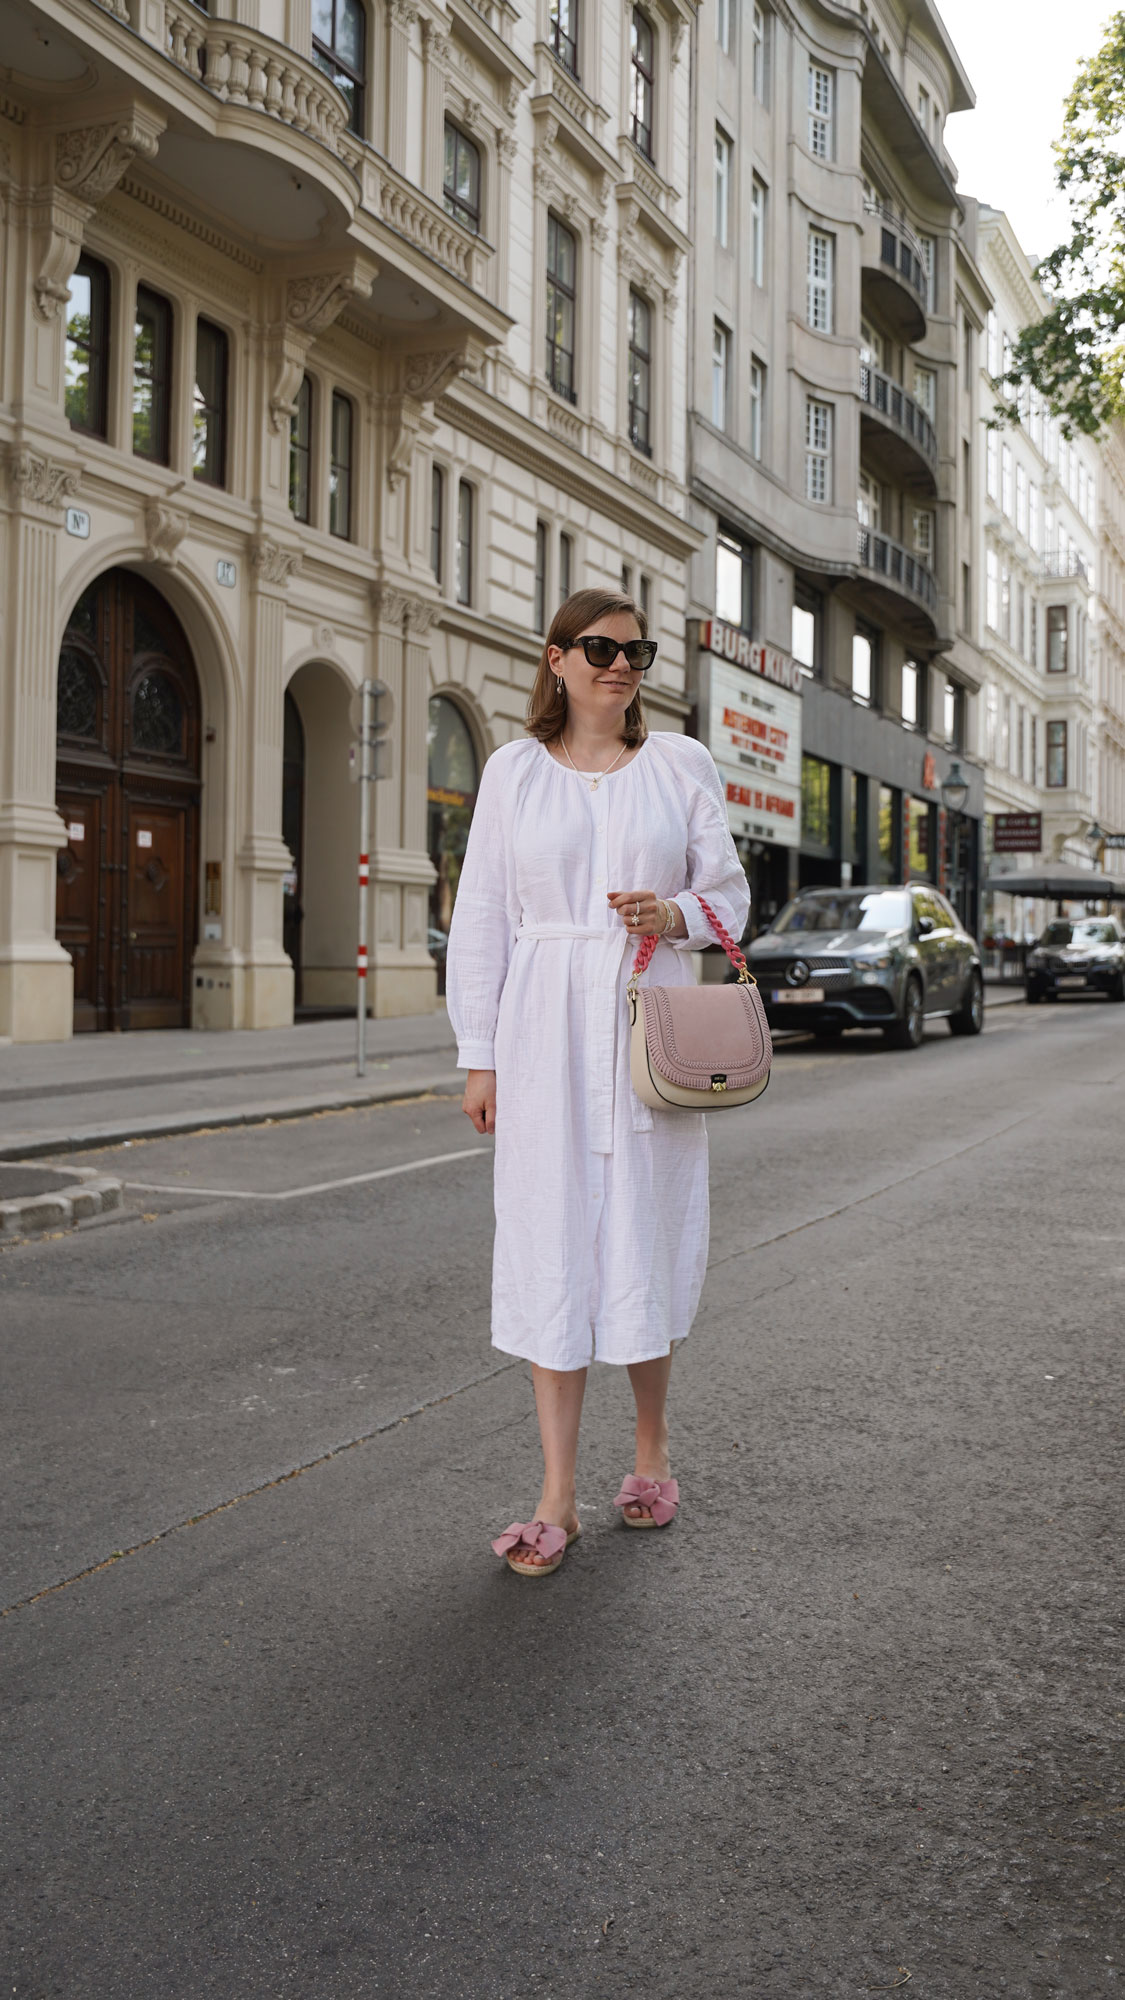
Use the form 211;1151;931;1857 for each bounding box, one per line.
627;895;772;1112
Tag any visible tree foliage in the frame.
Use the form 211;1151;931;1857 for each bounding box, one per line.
1000;11;1125;436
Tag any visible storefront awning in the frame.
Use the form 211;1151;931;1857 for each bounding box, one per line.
983;863;1124;900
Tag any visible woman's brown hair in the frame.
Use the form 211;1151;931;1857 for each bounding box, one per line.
526;587;649;747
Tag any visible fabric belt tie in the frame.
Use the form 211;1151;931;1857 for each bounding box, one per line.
515;923;654;1145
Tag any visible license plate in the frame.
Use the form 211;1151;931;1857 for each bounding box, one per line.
770;987;825;1004
1056;975;1086;987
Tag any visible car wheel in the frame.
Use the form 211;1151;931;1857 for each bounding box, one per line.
1025;985;1043;1005
1109;973;1125;1004
886;974;924;1050
949;968;984;1036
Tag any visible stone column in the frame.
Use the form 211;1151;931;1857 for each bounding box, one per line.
0;449;80;1041
367;583;438;1016
420;22;449;203
232;548;301;1030
385;0;418;174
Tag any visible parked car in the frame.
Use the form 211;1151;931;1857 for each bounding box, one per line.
1024;916;1125;1003
743;884;984;1049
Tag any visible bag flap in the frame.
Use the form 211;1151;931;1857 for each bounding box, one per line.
639;982;772;1089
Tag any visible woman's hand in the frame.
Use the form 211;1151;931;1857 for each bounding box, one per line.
607;890;688;939
462;1069;497;1134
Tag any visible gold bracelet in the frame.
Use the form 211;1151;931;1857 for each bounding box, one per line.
661;899;678;936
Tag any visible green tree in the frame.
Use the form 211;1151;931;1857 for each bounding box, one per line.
1001;11;1125;435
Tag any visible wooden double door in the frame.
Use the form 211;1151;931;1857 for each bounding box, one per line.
55;570;202;1032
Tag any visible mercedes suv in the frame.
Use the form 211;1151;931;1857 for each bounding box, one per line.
744;884;984;1049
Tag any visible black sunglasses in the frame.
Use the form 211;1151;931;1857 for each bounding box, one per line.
569;635;659;672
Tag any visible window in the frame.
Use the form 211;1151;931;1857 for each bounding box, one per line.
801;754;833;848
546;213;577;402
716;0;733;55
444;122;481;233
1030;600;1038;667
750;176;766;285
914;365;935;419
752;4;767;101
631;9;655;160
289;374;312;522
1047;604;1068;672
1030;714;1038;782
1001;562;1011;642
712;322;730;429
1001;443;1013;518
807;229;833;331
1046;719;1067;787
534;519;547;632
431;464;444;582
912;508;934;564
943;678;962;747
962;439;972;513
65;255;110;439
192;318;228;488
857;469;879;531
986;548;998;629
133;285;173;465
962;561;971;630
986;309;1000;378
627;289;652;455
621;562;633;595
639;573;651;617
1017;703;1026;779
716;529;751;629
852;624;876;706
714;131;731;248
877;785;898;883
550;0;578;74
805;398;832;503
984;683;998;762
311;0;365;134
749;357;764;460
558;528;573;605
902;658;919;729
792;581;822;676
808;63;833;158
329;392;353;538
1029;479;1040;551
918;234;935;310
986;431;999;501
456;480;474;606
917;83;929;124
963;318;973;378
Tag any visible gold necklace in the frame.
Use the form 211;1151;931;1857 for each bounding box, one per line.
558;735;629;792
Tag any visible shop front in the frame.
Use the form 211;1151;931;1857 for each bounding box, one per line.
695;621;802;935
426;695;479;995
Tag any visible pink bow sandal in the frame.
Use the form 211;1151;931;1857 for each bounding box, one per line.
614;1474;680;1529
491;1519;581;1577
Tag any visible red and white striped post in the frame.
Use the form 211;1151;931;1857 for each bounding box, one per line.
356;678;373;1076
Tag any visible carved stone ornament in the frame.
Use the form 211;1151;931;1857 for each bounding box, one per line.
403;349;472;401
389;0;418;27
33;110;164;323
497;130;519;167
249;536;303;587
421;21;450;64
404;595;439;638
286;270;371;338
143;498;189;567
4;445;80;510
315;622;336;651
370;580;409;626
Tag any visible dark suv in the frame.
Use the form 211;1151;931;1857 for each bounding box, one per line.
1025;916;1125;1003
744;884;984;1049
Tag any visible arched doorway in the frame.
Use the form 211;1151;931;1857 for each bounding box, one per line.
427;695;479;994
55;570;202;1031
281;690;306;1005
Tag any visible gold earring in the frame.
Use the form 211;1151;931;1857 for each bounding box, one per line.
556;676;564;696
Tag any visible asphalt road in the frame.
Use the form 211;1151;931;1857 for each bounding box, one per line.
2;1002;1122;1999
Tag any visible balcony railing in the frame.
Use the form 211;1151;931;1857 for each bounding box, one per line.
164;5;352;156
1040;548;1090;582
857;525;938;617
861;199;929;336
859;362;938;478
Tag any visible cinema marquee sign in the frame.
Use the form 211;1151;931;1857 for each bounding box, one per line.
698;619;805;694
697;621;803;849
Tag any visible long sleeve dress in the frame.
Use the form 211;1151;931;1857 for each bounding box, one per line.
446;730;751;1371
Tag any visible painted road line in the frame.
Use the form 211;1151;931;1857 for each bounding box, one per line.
125;1145;491;1203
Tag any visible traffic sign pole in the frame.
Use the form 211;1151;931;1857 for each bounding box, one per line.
357;677;371;1077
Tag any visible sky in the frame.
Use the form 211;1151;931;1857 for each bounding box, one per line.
937;0;1117;262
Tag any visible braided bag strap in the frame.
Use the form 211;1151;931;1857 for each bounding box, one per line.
629;894;750;984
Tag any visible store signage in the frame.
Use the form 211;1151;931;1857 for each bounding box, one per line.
705;655;802;849
922;752;937;791
698;620;804;694
65;507;90;539
993;811;1043;853
1104;833;1125;850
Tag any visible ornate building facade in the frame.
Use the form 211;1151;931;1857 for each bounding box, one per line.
0;0;698;1040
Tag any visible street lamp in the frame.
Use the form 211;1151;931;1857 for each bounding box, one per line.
941;761;969;922
940;760;969;815
1086;819;1106;863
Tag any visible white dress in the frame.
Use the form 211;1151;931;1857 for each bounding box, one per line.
446;731;751;1371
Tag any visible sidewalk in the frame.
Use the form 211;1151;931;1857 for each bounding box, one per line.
0;1011;461;1159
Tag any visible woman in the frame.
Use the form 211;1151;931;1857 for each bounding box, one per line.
446;588;750;1576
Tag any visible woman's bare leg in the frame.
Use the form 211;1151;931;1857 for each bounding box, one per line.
518;1363;587;1566
624;1351;674;1520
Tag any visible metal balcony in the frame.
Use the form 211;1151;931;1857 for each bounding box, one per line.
859;362;938;492
861;201;929;344
856;524;938;634
1040;548;1090;583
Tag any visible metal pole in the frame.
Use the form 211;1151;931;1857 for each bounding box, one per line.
357;678;371;1077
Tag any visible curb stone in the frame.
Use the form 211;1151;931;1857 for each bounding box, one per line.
0;1168;124;1240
